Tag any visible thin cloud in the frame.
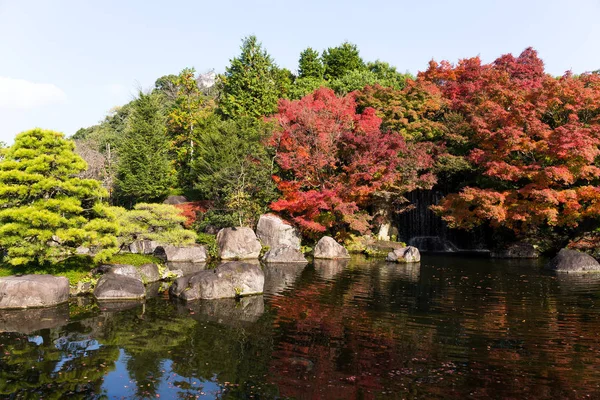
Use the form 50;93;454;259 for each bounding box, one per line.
0;76;67;109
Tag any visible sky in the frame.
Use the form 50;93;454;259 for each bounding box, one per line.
1;0;599;144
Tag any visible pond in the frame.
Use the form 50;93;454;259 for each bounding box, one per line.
1;255;600;399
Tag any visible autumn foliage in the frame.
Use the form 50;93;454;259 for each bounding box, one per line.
419;48;600;234
269;87;435;236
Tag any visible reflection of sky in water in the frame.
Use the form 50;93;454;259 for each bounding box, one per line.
102;350;222;399
51;336;102;373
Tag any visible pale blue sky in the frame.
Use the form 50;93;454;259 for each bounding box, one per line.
1;0;599;143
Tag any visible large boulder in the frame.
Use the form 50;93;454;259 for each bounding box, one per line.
170;262;264;301
129;240;161;255
104;264;142;281
545;249;600;273
166;261;207;276
94;274;145;300
262;246;307;264
138;263;161;283
0;275;69;309
256;214;301;250
386;246;421;263
163;195;188;205
313;236;351;259
217;227;262;260
154;244;207;263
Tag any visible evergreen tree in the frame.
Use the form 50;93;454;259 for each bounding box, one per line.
0;129;118;265
322;42;365;80
116;92;174;204
298;47;324;79
218;35;280;118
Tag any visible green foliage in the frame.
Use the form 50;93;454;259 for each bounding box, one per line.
288;76;328;100
322;41;365;80
0;129;119;266
0;255;94;284
194;209;237;232
115;92;174;204
114;203;197;248
218;35;281;119
298;47;325;79
329;69;381;95
193;116;278;227
195;232;218;258
107;253;163;266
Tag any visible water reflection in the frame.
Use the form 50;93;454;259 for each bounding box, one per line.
1;256;600;398
263;262;307;295
0;303;69;334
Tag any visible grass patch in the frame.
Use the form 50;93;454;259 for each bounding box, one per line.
107;253;162;267
0;255;94;285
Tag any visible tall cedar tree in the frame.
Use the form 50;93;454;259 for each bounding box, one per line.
322;42;365;81
268;88;435;238
422;49;600;235
116;92;174;204
0;129;118;265
298;47;325;79
218;36;280;118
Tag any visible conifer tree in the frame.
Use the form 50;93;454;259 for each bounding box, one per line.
298;47;324;79
0;129;118;265
116;92;174;204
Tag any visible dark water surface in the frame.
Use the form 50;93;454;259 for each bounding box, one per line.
2;256;600;399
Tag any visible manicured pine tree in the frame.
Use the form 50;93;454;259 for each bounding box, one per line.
0;128;119;265
116;91;174;204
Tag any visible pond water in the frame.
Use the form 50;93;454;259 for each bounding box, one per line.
2;255;600;399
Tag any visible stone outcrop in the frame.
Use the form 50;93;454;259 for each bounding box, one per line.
256;214;301;250
262;246;307;263
386;246;421;263
313;236;351;259
94;274;145;300
545;249;600;273
154;244;207;263
170;262;264;301
129;240;161;255
0;275;69;309
217;227;262;260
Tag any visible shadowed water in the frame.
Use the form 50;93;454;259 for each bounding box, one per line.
1;255;600;399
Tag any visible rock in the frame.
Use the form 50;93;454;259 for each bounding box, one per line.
170;261;264;301
262;246;307;263
104;264;142;281
166;262;207;276
154;244;207;263
94;274;145;300
75;246;90;255
138;263;161;283
545;249;600;273
70;281;93;296
313;236;351;259
492;242;539;259
0;304;70;333
129;240;161;255
263;263;306;295
163;195;188;205
163;268;184;280
314;259;349;280
386;246;421;263
0;275;69;309
256;214;301;250
217;227;262;260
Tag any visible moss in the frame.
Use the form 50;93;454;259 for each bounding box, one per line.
107;253;162;267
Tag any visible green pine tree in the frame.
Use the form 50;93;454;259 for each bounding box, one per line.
298;47;325;79
218;35;280;119
0;128;118;265
116;91;174;204
322;41;365;80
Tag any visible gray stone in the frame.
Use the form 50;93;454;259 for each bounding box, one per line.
492;242;539;259
217;227;262;260
256;214;301;250
105;264;142;281
263;263;306;295
0;304;70;333
166;262;207;276
386;246;421;263
314;259;349;280
163;195;188;205
262;246;307;263
94;274;145;300
170;262;264;301
313;236;351;259
75;246;90;255
154;244;207;263
129;240;161;255
138;263;161;283
0;275;69;309
545;249;600;273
